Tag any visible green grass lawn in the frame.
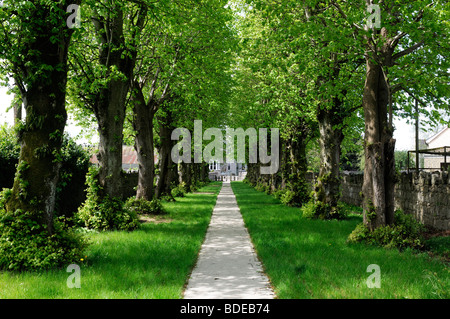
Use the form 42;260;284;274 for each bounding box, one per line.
231;181;449;299
0;182;222;299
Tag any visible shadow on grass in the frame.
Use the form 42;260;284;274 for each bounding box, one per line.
83;223;208;294
231;181;450;299
0;182;222;299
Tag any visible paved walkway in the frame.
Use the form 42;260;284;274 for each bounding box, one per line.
183;182;275;299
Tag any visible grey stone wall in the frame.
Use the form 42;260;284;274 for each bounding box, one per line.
306;171;450;230
396;171;450;231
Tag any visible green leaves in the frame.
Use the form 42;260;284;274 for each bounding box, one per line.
76;166;141;232
0;206;88;271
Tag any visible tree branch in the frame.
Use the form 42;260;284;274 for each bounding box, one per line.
392;41;424;61
390;31;407;47
330;0;362;33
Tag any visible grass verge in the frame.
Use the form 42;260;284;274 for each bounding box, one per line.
0;182;221;299
231;181;449;299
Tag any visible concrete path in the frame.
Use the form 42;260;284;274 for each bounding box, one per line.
183;182;275;299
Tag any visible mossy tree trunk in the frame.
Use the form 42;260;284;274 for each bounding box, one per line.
91;7;145;201
358;5;430;231
313;104;344;215
287;136;309;206
132;86;157;201
5;1;78;235
200;162;209;182
245;163;259;185
155;110;176;199
179;162;193;191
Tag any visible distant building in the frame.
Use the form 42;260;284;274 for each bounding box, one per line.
90;145;157;171
208;161;247;181
423;127;450;170
89;146;249;179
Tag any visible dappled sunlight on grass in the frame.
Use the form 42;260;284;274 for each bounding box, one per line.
0;182;222;299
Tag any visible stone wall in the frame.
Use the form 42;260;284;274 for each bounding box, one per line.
306;171;450;230
396;171;450;230
339;172;364;207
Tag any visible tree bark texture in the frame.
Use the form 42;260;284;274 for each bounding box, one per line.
362;58;396;230
92;9;138;200
6;2;76;235
155;111;176;199
314;105;344;212
133;88;156;201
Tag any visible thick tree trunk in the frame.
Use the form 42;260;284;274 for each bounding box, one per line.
245;163;258;185
314;107;344;213
200;162;209;182
133;90;156;201
155;112;175;199
6;12;73;235
92;9;137;201
179;162;192;191
7;89;68;235
286;135;309;206
362;59;396;230
167;159;179;190
96;98;126;200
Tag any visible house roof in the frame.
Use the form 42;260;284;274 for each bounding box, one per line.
90;145;158;165
122;146;138;165
426;127;450;146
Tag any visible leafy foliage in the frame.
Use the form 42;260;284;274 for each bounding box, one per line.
302;201;347;221
171;184;186;198
76;167;140;231
124;197;166;215
0;189;88;271
0;128;91;218
55;135;92;218
0;125;21;189
348;210;426;250
395;150;416;171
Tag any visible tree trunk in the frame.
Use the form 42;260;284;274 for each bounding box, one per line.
193;163;200;184
314;106;344;213
133;89;156;201
286;134;309;206
6;9;73;235
155;111;175;199
270;139;283;192
13;92;22;140
362;58;396;230
167;159;179;191
245;163;258;185
200;162;209;182
95;97;127;200
13;93;22;125
92;9;137;201
280;138;288;190
179;162;192;191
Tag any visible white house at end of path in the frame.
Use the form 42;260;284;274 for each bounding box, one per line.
208;161;247;181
